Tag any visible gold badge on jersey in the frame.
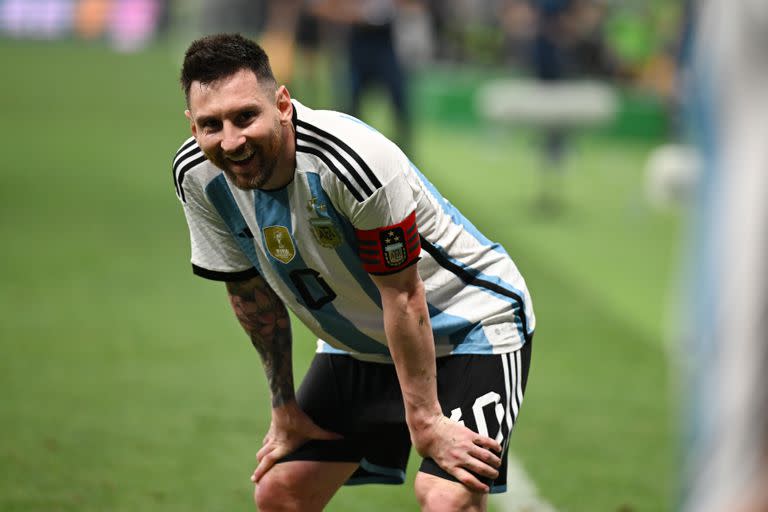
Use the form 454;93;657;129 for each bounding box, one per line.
263;226;296;263
310;217;342;249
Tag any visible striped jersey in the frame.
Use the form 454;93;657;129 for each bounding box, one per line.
173;100;535;363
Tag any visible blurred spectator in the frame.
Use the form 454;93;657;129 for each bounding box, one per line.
311;0;413;154
110;0;164;52
2;0;75;39
258;0;301;84
199;0;267;35
0;0;167;49
291;6;326;105
524;0;577;210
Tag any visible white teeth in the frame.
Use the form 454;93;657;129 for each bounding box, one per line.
228;151;252;162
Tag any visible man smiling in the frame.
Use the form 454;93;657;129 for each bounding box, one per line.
172;33;535;512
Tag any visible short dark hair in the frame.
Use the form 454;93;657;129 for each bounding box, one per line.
180;33;276;104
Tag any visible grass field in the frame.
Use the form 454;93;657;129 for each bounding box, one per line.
0;40;682;511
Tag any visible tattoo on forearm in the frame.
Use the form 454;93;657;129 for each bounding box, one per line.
226;278;294;407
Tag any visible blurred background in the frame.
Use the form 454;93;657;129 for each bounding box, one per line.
0;1;701;511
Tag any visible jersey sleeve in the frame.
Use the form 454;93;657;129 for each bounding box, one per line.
178;168;260;282
339;144;421;275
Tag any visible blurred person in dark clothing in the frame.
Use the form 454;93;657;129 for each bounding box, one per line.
311;0;413;154
527;0;614;211
529;0;575;210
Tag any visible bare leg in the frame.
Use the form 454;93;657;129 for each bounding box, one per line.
254;460;358;512
414;472;488;512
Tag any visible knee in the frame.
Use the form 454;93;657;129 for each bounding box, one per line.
253;472;298;512
415;474;485;512
416;486;457;512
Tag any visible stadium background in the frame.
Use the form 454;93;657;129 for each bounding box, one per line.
0;1;688;510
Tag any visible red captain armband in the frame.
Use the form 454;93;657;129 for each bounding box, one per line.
355;211;421;275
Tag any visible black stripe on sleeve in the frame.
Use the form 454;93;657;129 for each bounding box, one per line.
419;236;531;342
172;140;198;197
297;131;374;196
297;145;365;202
173;139;198;165
192;264;260;282
297;119;383;188
175;153;208;203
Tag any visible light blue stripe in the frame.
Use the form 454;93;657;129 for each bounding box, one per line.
305;172;382;308
449;323;496;355
204;175;262;273
317;341;349;354
427;304;493;353
358;458;407;481
253;187;388;355
429;241;529;338
410;161;507;255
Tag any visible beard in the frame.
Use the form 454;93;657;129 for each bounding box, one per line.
208;119;284;190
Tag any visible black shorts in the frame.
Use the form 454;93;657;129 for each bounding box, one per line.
279;341;532;493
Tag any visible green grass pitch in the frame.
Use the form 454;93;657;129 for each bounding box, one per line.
0;40;681;511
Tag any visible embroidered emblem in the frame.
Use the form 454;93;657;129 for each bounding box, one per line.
310;217;342;248
263;226;296;263
307;197;327;213
380;228;407;267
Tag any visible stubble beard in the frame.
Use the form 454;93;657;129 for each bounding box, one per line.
224;148;276;190
216;120;284;191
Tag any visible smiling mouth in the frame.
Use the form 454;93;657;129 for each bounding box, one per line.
226;151;255;168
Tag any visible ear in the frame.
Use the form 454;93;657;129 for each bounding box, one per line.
275;86;293;125
185;109;198;138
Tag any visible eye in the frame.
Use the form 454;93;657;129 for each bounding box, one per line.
201;119;221;133
236;110;257;125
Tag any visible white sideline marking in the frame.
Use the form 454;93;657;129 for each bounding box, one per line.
491;455;558;512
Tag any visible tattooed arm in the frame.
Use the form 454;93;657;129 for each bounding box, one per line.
225;276;341;482
226;276;294;407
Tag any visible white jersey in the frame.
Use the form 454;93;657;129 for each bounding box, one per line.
173;100;535;363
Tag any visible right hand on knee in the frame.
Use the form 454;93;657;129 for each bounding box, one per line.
251;401;343;483
410;414;502;493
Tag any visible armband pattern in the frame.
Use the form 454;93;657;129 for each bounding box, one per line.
355;211;421;274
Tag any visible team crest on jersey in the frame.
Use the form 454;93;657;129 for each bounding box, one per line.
310;218;342;248
263;226;296;263
381;227;407;267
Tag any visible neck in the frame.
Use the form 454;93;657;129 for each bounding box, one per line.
261;121;296;190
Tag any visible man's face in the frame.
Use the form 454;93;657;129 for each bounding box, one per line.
185;69;292;190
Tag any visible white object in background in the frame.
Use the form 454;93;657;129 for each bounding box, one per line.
476;79;618;128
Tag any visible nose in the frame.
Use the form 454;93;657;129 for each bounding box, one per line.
220;123;246;153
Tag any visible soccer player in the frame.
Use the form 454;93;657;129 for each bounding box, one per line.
172;33;535;511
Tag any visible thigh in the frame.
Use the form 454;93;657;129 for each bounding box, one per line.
280;354;412;485
419;341;533;493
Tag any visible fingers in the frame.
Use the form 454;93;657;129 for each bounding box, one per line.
451;429;503;491
468;445;501;471
256;442;273;463
251;448;282;483
452;467;490;494
472;434;502;455
252;424;342;484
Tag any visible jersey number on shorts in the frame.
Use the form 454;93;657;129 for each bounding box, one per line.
449;392;505;443
289;268;337;309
